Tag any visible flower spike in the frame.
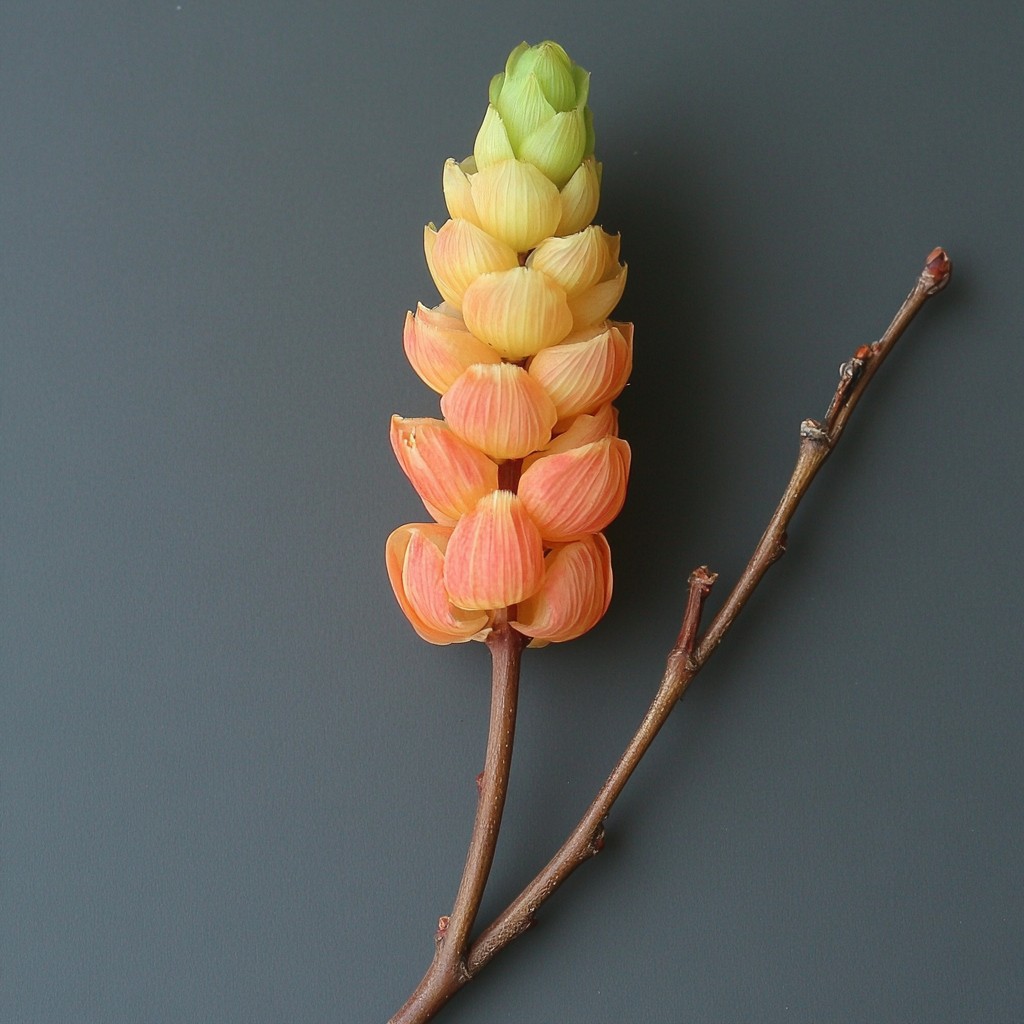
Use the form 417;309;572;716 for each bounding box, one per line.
389;40;634;644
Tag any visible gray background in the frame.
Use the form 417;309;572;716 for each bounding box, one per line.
4;2;1022;1022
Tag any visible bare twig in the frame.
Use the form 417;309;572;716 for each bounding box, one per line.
390;249;951;1023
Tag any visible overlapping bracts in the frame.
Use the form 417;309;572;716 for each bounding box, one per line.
387;41;633;645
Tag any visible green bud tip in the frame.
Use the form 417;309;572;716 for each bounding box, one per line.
475;40;595;190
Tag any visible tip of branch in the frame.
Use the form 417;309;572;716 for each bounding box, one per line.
922;247;952;294
687;565;718;591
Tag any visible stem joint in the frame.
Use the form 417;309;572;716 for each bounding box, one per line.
799;418;832;448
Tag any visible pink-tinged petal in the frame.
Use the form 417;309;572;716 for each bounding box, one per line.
557;403;620;444
390;416;499;525
520;404;619;473
471;159;562;253
442;159;480;226
424;219;519;309
461;266;573;360
414;301;465;330
441;363;557;460
443;491;545;611
568;262;628;328
512;534;613;643
386;524;491;644
527;322;632;420
403;305;502;394
526;225;608;296
517;436;631;542
556;157;601;236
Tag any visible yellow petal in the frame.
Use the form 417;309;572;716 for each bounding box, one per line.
471;159;562;253
511;534;613;643
390;415;499;525
527;321;632;420
603;231;621;269
526;225;608;295
556;156;601;235
441;362;557;460
461;266;573;360
403;305;501;395
568;262;627;328
386;524;491;644
442;159;480;226
474;105;516;169
424;219;519;309
517;436;631;542
443;491;545;611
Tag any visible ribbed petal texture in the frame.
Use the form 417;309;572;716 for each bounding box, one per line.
403;304;501;394
517;436;631;542
528;322;632;421
390;416;499;525
389;40;636;644
441;363;557;460
526;226;610;295
385;525;491;644
462;267;573;360
443;492;545;610
512;534;613;644
471;160;562;253
425;219;519;309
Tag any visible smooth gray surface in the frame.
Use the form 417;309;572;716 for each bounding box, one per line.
4;2;1022;1022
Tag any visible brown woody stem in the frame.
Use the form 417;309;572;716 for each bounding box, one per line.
389;622;525;1024
390;248;951;1022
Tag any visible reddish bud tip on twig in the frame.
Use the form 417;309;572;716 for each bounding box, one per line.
475;771;485;795
436;915;450;940
674;566;718;659
922;247;951;294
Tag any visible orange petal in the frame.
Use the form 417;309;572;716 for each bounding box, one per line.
511;534;613;643
527;322;632;420
517;436;631;542
440;362;557;460
526;225;609;296
556;157;601;236
568;262;628;329
424;219;519;309
471;159;562;253
443;491;545;611
386;524;491;644
390;416;499;525
461;266;573;360
522;404;619;471
403;305;502;394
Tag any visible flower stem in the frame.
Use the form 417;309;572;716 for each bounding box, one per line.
388;621;526;1024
